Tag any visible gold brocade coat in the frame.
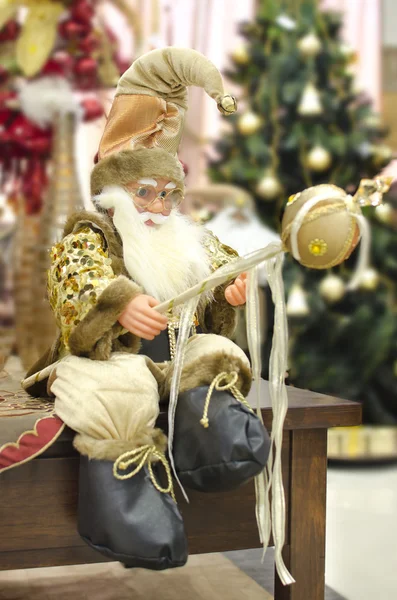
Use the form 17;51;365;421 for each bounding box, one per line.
26;210;238;396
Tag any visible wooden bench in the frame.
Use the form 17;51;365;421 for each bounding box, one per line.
0;380;361;600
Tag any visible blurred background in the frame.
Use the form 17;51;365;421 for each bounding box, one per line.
1;0;397;598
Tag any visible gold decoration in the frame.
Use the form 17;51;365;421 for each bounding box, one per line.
308;238;328;256
353;176;393;207
237;111;262;135
16;2;64;77
0;0;17;30
359;267;379;291
281;183;359;269
256;170;282;201
298;82;323;116
231;42;249;65
319;274;345;303
218;94;237;116
297;31;322;58
286;284;309;316
48;227;115;350
307;146;332;172
33;112;84;358
371;144;393;168
375;203;392;224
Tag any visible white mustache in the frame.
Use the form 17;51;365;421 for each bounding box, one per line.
138;212;169;225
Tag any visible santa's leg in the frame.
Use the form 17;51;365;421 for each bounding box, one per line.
51;353;188;570
168;334;271;492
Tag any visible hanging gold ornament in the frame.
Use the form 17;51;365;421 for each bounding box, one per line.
375;203;392;224
363;113;382;130
307;145;332;172
237;111;262;135
319;274;345;303
256;170;282;201
281;177;392;270
359;267;379;291
371;144;393;168
298;82;323;116
286;284;309;316
340;43;356;62
297;31;322;58
231;42;250;65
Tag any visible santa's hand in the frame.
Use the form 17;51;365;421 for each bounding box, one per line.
118;294;168;340
224;273;247;306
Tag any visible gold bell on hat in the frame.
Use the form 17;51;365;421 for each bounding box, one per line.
281;177;393;269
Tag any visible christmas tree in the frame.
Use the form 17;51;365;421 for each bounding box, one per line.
209;1;396;424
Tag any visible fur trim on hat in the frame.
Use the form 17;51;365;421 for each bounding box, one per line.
90;148;185;196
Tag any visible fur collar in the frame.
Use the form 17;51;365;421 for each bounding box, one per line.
63;210;127;276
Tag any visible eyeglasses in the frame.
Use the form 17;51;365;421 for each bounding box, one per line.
126;185;184;212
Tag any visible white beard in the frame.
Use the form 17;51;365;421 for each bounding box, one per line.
95;186;212;303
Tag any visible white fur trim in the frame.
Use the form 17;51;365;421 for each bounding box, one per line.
18;77;82;128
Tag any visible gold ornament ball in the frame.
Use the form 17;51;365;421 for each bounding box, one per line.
372;144;393;168
281;184;360;269
359;267;379;291
231;43;250;65
319;274;345;303
375;203;393;224
238;111;262;135
256;171;282;200
307;146;332;172
297;31;322;57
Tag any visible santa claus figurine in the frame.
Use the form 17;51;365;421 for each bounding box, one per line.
25;48;271;570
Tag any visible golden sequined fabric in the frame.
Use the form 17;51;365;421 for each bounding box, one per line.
47;226;115;349
203;230;238;271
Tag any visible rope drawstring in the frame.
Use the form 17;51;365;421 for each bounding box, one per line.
113;444;176;502
200;371;252;428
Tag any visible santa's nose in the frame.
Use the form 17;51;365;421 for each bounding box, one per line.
147;197;170;214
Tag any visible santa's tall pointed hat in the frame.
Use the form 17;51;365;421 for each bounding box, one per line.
91;47;236;196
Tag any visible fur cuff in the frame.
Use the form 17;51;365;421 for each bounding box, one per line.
68;275;142;360
73;427;167;461
201;283;237;339
161;350;252;401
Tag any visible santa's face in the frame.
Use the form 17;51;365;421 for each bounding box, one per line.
122;177;183;227
95;184;211;303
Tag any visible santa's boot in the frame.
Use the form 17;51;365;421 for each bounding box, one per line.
77;437;187;570
169;334;271;492
51;353;188;570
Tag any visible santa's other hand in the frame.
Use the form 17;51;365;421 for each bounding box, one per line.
224;273;247;306
118;294;168;340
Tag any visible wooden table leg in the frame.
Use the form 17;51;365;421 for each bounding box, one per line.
274;428;328;600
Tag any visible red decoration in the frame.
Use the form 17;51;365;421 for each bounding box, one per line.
73;56;98;89
78;32;100;54
58;18;90;40
74;56;97;76
0;20;20;42
0;66;8;85
42;57;72;77
0;91;16;108
81;97;104;121
22;159;48;214
22;137;52;155
71;0;95;25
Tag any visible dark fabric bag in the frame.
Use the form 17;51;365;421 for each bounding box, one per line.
77;455;188;570
173;385;271;492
